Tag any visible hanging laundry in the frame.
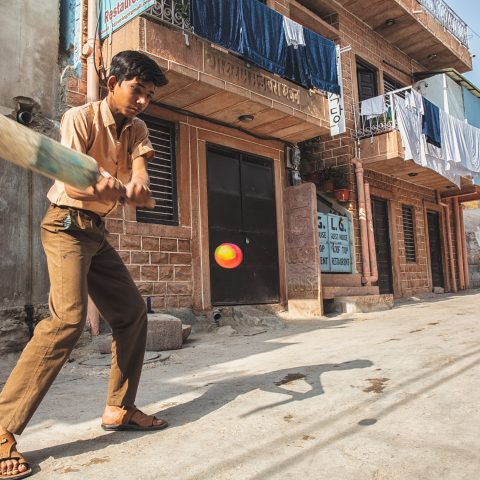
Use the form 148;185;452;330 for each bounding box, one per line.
303;29;340;94
191;0;241;52
405;89;424;114
360;95;387;119
283;17;305;49
240;0;287;76
284;45;309;88
422;97;442;148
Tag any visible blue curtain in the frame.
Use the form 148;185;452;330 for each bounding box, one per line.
422;98;442;148
191;0;241;51
284;46;309;89
240;0;287;76
303;29;340;95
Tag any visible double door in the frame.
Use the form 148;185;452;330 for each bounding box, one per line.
207;146;280;305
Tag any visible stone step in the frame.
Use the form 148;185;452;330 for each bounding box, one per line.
329;294;394;314
322;285;380;299
321;274;364;288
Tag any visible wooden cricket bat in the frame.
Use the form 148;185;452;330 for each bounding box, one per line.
0;114;156;209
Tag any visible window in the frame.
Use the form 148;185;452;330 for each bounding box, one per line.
402;205;416;262
136;115;178;225
356;59;378;102
384;74;405;101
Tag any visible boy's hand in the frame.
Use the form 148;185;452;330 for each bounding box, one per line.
94;168;126;203
125;177;152;207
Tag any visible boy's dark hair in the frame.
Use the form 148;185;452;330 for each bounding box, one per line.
109;50;167;87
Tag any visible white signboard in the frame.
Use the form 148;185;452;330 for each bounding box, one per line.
318;213;352;273
329;45;346;136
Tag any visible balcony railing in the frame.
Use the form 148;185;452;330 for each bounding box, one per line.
354;87;412;139
143;0;192;31
416;0;469;48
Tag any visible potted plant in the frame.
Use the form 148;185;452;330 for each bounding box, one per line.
319;166;335;192
333;167;350;202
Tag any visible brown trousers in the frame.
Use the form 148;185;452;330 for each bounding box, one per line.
0;205;147;434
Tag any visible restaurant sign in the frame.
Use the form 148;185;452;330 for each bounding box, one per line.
99;0;155;39
317;213;352;273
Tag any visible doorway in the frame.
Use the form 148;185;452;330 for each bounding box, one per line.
206;146;280;305
427;211;445;289
371;197;394;294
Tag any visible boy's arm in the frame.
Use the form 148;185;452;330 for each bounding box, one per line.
61;107;124;202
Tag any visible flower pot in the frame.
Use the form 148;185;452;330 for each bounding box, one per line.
334;188;350;202
322;179;334;192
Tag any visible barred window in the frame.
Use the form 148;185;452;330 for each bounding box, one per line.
402;205;416;262
136;115;178;225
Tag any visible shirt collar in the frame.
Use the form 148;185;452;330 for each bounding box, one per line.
100;98;134;130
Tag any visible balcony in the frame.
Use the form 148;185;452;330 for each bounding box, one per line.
102;0;331;143
333;0;472;72
355;88;477;192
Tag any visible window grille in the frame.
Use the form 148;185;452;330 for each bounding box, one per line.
402;205;416;262
136;115;178;225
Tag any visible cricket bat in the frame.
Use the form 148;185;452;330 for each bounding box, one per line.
0;114;156;209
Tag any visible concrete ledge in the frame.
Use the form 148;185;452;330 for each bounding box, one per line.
332;294;394;314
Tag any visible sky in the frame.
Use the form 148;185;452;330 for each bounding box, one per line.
445;0;480;86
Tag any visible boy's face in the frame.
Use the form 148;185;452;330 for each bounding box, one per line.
108;76;156;118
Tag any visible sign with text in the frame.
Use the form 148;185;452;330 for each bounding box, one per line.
318;213;352;273
328;46;346;136
317;213;330;272
100;0;155;39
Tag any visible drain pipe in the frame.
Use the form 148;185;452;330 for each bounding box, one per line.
460;204;470;289
453;197;465;290
352;158;373;285
83;0;99;102
364;182;378;284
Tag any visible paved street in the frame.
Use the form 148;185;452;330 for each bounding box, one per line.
3;291;480;479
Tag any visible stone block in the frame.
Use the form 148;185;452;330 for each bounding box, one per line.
332;294;394;314
146;314;183;351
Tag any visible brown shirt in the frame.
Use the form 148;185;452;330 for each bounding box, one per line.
47;99;154;215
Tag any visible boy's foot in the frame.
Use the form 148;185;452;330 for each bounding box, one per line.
101;406;168;431
0;432;32;479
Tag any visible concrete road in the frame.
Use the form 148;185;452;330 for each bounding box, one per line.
4;291;480;479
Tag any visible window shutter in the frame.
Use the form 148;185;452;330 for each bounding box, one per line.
136;115;178;225
402;205;416;262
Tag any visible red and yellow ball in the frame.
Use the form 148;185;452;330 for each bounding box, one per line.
214;243;243;269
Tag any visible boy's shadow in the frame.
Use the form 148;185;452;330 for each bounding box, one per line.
155;359;373;425
27;359;372;465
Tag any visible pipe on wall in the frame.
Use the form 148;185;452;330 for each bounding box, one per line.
352;158;378;285
443;199;458;292
453;197;465;290
364;182;378;284
86;0;99;102
460;204;470;289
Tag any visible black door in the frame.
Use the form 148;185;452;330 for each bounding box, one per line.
371;197;394;294
427;211;445;288
207;146;280;305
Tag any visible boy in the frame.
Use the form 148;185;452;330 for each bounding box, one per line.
0;50;168;479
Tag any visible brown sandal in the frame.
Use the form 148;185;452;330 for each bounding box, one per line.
101;407;168;432
0;433;32;479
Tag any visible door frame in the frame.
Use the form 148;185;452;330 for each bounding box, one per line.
194;128;287;311
206;144;280;306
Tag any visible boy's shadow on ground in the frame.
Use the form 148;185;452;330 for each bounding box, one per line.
27;359;372;465
155;359;373;424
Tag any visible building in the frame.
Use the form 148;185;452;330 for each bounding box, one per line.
66;0;480;318
2;0;480;355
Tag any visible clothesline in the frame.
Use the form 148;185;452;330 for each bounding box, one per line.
191;0;340;95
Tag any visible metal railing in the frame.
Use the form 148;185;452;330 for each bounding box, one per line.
354;87;412;139
143;0;192;31
416;0;469;48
